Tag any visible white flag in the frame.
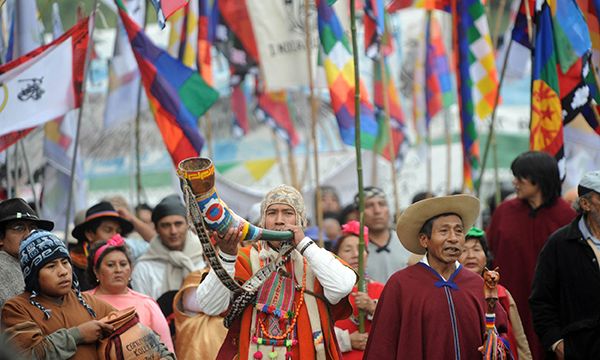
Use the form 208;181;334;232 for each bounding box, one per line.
245;0;348;91
103;0;147;128
0;39;75;136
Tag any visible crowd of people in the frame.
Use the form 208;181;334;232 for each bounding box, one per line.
0;150;598;359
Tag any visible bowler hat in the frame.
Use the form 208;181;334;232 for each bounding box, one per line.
71;201;133;242
0;198;54;231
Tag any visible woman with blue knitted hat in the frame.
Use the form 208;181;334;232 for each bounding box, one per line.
0;230;116;359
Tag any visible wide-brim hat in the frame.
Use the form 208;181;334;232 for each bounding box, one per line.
396;195;480;255
0;198;54;231
72;201;133;242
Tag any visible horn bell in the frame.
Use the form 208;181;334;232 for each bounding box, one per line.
177;157;293;242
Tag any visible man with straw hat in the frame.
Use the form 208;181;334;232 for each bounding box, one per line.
364;195;510;359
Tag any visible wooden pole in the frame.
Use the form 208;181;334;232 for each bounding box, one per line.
204;111;214;159
4;147;11;198
18;141;39;212
491;0;507;51
64;1;99;238
12;143;18;197
427;126;432;193
523;0;533;45
490;0;510;205
349;0;367;332
134;0;149;207
304;0;323;247
444;109;452;194
271;129;290;184
287;142;299;189
425;10;432;194
378;55;400;217
476;30;514;196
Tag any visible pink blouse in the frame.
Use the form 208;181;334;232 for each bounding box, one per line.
86;287;174;352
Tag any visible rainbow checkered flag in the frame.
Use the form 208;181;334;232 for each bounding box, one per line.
317;0;378;148
453;0;498;191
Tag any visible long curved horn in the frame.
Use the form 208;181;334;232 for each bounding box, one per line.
177;157;293;242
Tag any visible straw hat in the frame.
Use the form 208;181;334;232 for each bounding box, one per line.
396;195;480;255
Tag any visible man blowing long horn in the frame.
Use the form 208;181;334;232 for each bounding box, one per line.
186;184;356;360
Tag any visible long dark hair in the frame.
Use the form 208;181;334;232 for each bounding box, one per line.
511;151;561;205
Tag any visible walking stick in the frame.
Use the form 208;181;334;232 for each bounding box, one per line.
482;267;509;359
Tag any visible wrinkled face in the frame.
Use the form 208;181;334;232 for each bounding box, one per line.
38;258;72;298
419;215;465;266
459;239;487;275
581;192;600;229
364;196;389;232
85;219;122;244
95;250;131;294
512;177;541;201
156;215;188;251
336;235;368;271
264;204;297;231
0;220;37;258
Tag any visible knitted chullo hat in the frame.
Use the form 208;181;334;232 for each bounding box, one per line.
259;185;307;228
19;230;96;319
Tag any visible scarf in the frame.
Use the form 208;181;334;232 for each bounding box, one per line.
138;230;204;290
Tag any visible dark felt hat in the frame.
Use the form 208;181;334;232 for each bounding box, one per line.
0;198;54;231
71;201;133;242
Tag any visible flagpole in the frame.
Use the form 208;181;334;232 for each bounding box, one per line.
426;126;432;193
134;0;150;207
349;0;367;333
12;143;18;197
287;142;299;189
425;10;433;195
65;1;99;238
445;109;452;194
204;111;214;159
304;0;323;247
523;0;533;45
271;129;290;184
476;28;514;198
18;141;39;212
378;54;400;217
491;0;507;50
5;148;11;198
371;68;379;188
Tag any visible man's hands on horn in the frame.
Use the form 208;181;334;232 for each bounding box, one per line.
285;224;305;247
214;228;243;256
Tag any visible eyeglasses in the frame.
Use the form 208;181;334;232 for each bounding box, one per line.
6;222;38;233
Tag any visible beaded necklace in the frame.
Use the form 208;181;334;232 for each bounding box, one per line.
252;247;307;360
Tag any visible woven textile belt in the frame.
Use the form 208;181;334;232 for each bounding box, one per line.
182;183;294;326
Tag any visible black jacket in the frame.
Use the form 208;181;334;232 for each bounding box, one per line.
530;215;600;359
